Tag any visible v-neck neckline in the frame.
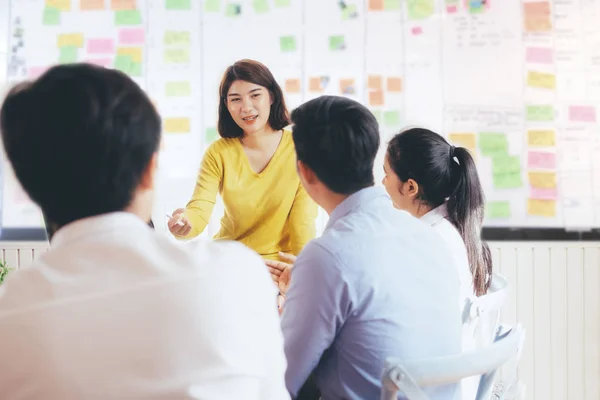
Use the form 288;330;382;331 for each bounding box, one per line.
237;130;286;177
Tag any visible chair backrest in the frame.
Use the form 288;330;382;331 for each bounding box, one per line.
380;324;525;400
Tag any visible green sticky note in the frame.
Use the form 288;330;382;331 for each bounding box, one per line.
329;35;345;51
115;10;142;25
226;3;242;16
253;0;269;13
384;110;401;127
280;36;297;52
487;201;511;219
526;105;554;122
384;0;402;10
129;62;142;77
59;46;77;64
164;48;190;63
205;127;219;143
492;155;521;175
166;0;191;9
43;7;60;25
164;31;190;46
205;0;221;12
479;132;508;157
166;81;191;97
275;0;291;6
371;110;382;123
467;0;485;13
114;55;133;73
407;0;434;19
342;4;358;19
493;172;522;189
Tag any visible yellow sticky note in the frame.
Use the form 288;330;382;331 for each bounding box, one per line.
164;117;190;133
165;81;191;97
527;71;556;89
57;33;84;48
527;130;555;147
117;47;143;63
164;48;190;63
527;198;556;217
164;31;190;46
528;171;556;189
46;0;71;11
448;133;476;152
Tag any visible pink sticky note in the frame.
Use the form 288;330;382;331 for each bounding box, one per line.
530;187;557;200
447;5;458;13
119;28;145;45
412;27;423;35
27;66;48;79
569;105;597;123
528;151;556;169
526;47;554;64
87;38;115;54
84;58;112;68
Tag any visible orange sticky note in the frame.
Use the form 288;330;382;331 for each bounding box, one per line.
339;78;356;95
369;90;384;106
448;133;477;152
80;0;105;10
387;77;402;92
57;33;84;48
309;77;324;92
46;0;71;11
527;198;555;217
285;78;301;93
528;171;556;189
368;75;382;90
523;2;550;16
368;0;384;11
524;16;552;32
111;0;136;10
164;117;190;133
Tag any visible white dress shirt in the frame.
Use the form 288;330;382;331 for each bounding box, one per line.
0;212;289;400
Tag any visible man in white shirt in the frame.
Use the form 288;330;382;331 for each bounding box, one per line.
0;64;289;400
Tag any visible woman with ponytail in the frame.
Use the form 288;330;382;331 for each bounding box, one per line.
382;127;493;302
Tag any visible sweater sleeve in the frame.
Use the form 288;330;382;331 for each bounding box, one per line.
288;182;318;255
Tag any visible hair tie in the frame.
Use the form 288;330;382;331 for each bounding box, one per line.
449;145;455;159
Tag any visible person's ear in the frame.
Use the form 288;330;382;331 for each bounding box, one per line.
297;160;317;185
405;178;420;200
139;152;158;191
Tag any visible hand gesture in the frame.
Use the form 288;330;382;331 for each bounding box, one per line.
167;208;192;237
265;252;296;296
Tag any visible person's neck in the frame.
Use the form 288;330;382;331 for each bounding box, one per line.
413;202;433;218
321;192;350;215
241;126;280;150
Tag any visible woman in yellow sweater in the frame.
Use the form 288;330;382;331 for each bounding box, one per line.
167;59;318;260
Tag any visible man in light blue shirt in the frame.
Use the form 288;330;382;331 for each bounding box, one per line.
275;96;462;399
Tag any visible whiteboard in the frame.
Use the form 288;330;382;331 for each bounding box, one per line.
2;0;600;236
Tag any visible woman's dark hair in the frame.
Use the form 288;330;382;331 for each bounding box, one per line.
217;59;290;138
387;128;492;296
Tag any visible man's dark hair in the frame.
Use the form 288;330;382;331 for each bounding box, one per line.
291;95;380;194
1;63;161;228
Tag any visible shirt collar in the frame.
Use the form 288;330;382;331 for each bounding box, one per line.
50;212;151;248
421;203;448;226
325;186;389;230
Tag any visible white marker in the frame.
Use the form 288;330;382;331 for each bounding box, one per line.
166;214;185;227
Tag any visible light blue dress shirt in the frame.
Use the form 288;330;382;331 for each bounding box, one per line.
281;186;462;400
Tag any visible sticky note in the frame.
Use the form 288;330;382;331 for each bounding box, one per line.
114;54;133;73
129;62;142;76
166;0;191;9
369;90;385;106
527;199;555;217
164;117;190;133
530;187;557;200
206;127;219;142
87;38;115;54
329;35;346;51
372;110;382;122
384;110;401;127
527;71;556;90
526;47;554;64
117;46;142;62
523;1;550;16
28;66;48;79
85;58;112;67
487;201;511;219
369;0;384;11
449;133;477;152
43;7;60;25
339;78;356;95
166;81;191;97
467;0;487;13
164;31;190;46
280;36;297;52
205;0;220;12
80;0;105;10
309;77;324;92
569;105;596;123
446;5;458;13
528;171;556;189
115;10;142;25
119;28;144;44
226;3;242;16
164;48;190;63
275;0;291;7
387;77;402;92
493;171;522;189
58;33;84;48
492;155;521;176
526;105;554;121
253;0;269;13
524;15;552;32
412;27;423;35
527;130;555;147
384;0;402;10
46;0;70;11
479;132;507;157
111;0;136;10
368;75;382;90
59;46;78;63
407;0;434;19
342;4;358;19
528;151;556;169
285;78;301;93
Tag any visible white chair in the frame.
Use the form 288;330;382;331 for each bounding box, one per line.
380;324;525;400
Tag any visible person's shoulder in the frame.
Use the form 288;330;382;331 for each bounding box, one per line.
204;137;239;157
